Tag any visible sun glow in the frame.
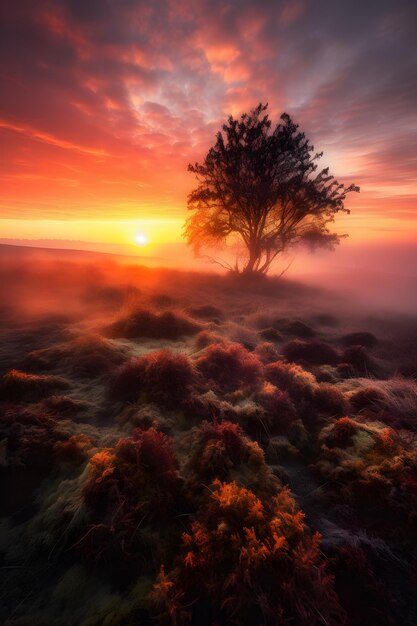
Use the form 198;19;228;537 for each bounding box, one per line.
135;232;148;246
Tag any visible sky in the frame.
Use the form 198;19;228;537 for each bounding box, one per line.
1;0;416;258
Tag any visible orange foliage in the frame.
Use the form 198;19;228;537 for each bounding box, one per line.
161;480;344;625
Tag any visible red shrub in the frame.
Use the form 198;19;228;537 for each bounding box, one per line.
184;420;267;488
1;412;55;470
350;387;387;413
341;346;373;375
196;343;263;393
254;341;281;364
331;546;395;626
283;339;340;366
110;349;197;407
277;319;316;338
265;360;316;399
254;382;299;434
156;481;344;625
68;334;126;378
105;308;201;340
312;383;349;416
82;428;182;564
187;304;224;321
53;434;92;464
42;394;88;416
259;327;283;342
194;330;224;349
0;369;69;402
341;332;378;348
323;417;358;449
0;407;88;471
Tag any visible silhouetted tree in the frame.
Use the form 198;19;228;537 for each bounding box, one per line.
185;103;359;274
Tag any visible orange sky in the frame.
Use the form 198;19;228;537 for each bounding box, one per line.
1;0;416;256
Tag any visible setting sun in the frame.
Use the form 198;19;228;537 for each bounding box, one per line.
135;233;148;246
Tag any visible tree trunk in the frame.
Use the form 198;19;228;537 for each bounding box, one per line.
243;237;261;273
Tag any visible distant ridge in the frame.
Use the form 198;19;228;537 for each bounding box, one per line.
0;241;164;263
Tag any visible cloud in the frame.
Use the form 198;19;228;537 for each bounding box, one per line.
0;0;416;232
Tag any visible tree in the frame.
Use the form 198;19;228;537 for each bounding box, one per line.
184;103;359;275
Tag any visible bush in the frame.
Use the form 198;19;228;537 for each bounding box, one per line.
276;319;316;338
350;386;387;413
341;332;378;348
194;330;224;350
0;406;90;472
330;546;395;626
53;434;92;465
110;349;197;408
350;379;417;429
105;308;201;340
68;334;126;378
259;327;282;342
254;341;281;364
315;365;339;383
155;481;344;625
187;305;224;321
265;360;316;400
42;395;89;416
342;346;373;375
323;417;358;449
312;383;349;417
184;420;270;493
254;382;300;437
283;339;339;366
0;369;69;403
196;343;263;393
0;406;56;470
82;428;182;566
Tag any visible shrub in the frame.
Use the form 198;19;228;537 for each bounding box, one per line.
342;346;373;375
156;481;344;625
312;383;349;417
276;319;316;338
150;293;174;308
254;341;281;364
194;330;224;350
336;362;356;378
341;332;378;348
330;546;395;626
265;361;316;399
68;334;126;377
196;343;263;393
0;406;89;472
259;327;282;342
323;417;358;449
315;313;339;327
0;369;69;403
187;305;224;321
315;365;338;383
43;395;89;416
82;428;182;566
350;379;417;429
283;339;340;366
254;382;300;435
53;434;92;465
0;406;56;470
110;349;197;407
184;420;271;493
105;308;201;340
350;386;387;413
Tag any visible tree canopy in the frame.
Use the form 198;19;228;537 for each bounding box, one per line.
184;103;359;274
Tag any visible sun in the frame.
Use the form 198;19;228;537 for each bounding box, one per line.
135;233;148;246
